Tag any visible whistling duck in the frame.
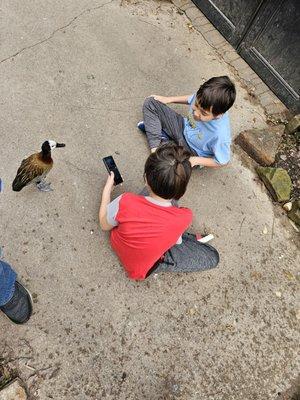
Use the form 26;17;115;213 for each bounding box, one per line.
12;140;65;192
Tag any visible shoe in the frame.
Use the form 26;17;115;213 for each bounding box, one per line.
196;233;214;243
0;281;33;324
137;121;146;133
137;121;170;141
161;131;170;141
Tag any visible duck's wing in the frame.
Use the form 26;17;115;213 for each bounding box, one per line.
12;153;53;192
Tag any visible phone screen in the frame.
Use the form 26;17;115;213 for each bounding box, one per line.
103;156;123;185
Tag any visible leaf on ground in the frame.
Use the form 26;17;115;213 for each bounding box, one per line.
188;308;197;316
283;270;295;280
251;271;262;280
225;324;235;332
187;22;194;31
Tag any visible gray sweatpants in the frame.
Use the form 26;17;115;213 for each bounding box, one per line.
142;97;195;154
153;232;219;275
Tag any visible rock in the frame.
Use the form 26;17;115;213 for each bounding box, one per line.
295;131;300;142
283;202;292;211
287;199;300;227
235;125;284;166
284;114;300;134
256;167;292;202
0;379;27;400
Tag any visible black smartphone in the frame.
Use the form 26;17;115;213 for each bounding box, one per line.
102;156;123;185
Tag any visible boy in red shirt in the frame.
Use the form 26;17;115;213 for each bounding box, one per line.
99;143;219;280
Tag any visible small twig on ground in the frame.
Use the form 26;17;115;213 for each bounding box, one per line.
25;364;36;371
239;216;246;236
271;215;275;239
138;18;162;30
27;365;53;379
4;356;32;364
20;338;34;352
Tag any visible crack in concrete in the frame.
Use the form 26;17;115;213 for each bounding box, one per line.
138;18;163;31
0;0;115;65
61;159;99;176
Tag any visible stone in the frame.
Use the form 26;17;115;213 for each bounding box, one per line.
256;167;292;202
284;114;300;134
185;6;202;21
0;379;27;400
283;202;292;211
287;199;300;227
235;125;285;166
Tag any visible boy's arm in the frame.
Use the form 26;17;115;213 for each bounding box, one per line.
99;172;115;231
189;156;226;168
150;94;192;105
190;142;231;168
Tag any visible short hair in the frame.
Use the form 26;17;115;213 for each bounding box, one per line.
196;76;236;115
144;143;192;201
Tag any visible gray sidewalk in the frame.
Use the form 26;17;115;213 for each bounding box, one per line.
0;1;299;399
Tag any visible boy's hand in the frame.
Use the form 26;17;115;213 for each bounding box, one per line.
103;171;115;192
149;95;171;104
189;156;224;168
99;172;116;231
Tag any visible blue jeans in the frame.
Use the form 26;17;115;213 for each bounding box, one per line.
0;260;17;306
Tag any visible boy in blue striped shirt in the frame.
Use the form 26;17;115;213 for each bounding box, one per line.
138;76;236;168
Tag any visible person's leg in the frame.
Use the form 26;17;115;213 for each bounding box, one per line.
0;281;33;324
142;97;192;152
154;232;219;274
0;260;17;307
137;121;169;141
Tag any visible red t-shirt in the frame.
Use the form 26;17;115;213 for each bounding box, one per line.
110;193;193;280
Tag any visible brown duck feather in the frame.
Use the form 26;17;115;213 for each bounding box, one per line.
12;152;53;191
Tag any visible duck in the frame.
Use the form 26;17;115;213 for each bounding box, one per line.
12;140;65;192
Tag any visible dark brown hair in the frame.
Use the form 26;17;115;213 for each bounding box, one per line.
144;143;192;200
196;76;236;115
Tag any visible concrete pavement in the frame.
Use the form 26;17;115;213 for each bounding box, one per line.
0;1;299;399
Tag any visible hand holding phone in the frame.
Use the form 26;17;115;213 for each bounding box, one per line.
105;170;115;187
102;156;123;185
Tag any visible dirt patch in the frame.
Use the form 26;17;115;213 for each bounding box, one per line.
0;364;17;391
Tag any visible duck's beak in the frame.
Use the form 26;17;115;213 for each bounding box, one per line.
56;143;65;148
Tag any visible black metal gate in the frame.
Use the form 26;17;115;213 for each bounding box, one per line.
192;0;300;113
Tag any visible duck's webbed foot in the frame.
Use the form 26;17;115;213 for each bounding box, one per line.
36;180;53;192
